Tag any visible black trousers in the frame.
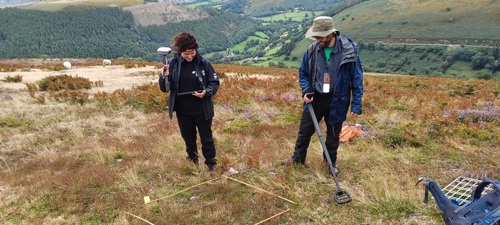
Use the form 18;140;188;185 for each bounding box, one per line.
291;93;341;165
176;113;216;166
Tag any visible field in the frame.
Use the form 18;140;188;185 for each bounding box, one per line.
185;1;210;8
0;59;499;224
257;11;324;22
229;32;269;53
334;0;500;42
15;0;142;11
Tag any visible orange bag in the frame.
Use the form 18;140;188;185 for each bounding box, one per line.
340;124;363;142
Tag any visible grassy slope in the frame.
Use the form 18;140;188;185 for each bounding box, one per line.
333;0;500;41
124;3;209;26
248;0;286;9
258;11;323;22
280;0;499;75
0;61;498;224
230;35;267;53
185;1;210;8
14;0;500;42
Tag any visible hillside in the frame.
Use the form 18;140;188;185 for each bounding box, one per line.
266;0;500;78
0;60;498;224
0;0;499;78
4;0;500;43
0;1;498;224
0;6;262;61
13;0;141;11
124;2;209;26
330;0;500;44
245;0;345;16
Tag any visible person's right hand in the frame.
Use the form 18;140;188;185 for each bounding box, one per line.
164;65;169;76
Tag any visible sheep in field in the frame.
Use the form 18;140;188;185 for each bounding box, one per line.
103;59;112;67
63;61;71;70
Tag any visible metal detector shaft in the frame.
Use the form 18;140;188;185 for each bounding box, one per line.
306;104;339;187
306;103;352;204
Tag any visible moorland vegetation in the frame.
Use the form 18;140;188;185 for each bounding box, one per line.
0;60;498;224
1;0;499;224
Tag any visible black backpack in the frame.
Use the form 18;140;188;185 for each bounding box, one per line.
417;177;500;225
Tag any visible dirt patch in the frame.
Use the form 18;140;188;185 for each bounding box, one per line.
0;65;160;94
1;61;389;96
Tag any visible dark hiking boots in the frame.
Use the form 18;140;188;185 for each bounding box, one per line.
207;164;216;171
186;156;199;165
281;158;304;166
323;161;339;176
281;155;306;166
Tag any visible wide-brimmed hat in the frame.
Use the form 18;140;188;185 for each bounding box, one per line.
305;16;339;38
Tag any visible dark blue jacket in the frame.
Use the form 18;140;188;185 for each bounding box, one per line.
299;35;364;124
159;51;219;120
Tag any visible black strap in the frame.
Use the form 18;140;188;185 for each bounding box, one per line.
194;62;206;90
473;179;500;200
309;44;317;95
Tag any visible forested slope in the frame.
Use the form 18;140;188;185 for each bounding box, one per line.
0;7;141;59
0;7;261;60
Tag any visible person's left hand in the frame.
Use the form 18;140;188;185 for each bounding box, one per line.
192;90;206;98
350;112;358;121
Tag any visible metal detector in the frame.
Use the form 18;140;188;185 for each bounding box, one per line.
306;103;352;204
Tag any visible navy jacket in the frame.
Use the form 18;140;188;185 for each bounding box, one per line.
299;35;364;124
159;51;219;120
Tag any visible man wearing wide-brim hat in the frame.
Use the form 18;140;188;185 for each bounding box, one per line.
284;16;364;175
